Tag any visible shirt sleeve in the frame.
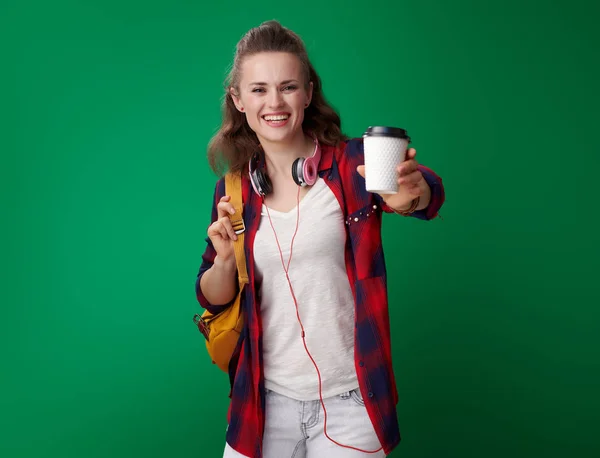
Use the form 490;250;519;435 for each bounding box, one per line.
195;178;237;315
378;165;445;220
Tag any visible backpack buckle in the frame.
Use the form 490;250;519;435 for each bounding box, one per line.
232;217;245;235
193;314;210;341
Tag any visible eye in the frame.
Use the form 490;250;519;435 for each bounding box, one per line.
282;85;298;92
251;87;265;93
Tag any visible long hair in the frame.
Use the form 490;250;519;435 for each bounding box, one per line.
207;20;347;176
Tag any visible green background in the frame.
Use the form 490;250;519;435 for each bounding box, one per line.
2;0;599;457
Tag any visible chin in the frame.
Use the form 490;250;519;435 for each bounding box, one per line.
256;126;302;145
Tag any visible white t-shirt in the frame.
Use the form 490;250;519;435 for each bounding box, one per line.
254;177;359;401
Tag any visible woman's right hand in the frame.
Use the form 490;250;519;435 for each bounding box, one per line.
207;195;239;262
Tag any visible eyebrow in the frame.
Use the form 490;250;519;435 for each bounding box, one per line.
248;79;299;86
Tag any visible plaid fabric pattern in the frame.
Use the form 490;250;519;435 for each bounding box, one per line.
196;138;445;457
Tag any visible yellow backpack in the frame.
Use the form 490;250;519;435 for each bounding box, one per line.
193;172;247;372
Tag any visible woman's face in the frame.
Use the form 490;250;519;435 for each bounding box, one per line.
232;52;313;148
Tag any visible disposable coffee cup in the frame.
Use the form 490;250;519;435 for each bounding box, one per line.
363;126;411;194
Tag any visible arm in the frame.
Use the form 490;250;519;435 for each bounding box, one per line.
378;165;445;220
195;179;239;315
351;137;445;220
197;244;238;309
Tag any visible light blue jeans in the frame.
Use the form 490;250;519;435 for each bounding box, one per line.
223;388;386;457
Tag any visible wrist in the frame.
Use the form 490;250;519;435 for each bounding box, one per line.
214;254;237;272
391;200;413;211
391;196;420;215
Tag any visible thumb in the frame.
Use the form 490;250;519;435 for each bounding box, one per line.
356;165;365;178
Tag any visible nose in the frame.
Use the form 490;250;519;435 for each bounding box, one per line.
267;89;284;108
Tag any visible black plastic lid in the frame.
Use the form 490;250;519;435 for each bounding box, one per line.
363;126;410;141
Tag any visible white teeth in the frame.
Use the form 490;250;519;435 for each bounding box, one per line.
263;115;289;121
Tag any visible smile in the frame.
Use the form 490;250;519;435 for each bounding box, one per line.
262;113;291;127
262;114;290;121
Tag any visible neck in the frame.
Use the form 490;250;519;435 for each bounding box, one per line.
261;132;313;177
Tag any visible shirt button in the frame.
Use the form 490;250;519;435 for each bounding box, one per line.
368;392;374;398
359;361;364;367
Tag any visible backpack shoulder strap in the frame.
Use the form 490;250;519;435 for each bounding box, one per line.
224;173;248;286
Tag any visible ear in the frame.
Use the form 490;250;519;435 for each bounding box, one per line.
230;87;244;112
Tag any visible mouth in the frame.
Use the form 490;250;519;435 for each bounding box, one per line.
262;113;290;127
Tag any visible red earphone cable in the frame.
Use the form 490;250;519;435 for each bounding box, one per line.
263;187;383;454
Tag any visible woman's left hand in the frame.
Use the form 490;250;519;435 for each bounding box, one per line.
356;148;430;211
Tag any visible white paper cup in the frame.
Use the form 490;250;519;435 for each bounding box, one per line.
363;126;410;194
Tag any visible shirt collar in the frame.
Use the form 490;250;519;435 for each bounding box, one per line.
318;143;335;173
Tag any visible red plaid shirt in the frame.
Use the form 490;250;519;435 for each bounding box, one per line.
196;138;445;457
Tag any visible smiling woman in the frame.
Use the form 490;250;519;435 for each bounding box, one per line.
207;22;346;178
196;19;445;458
231;52;311;152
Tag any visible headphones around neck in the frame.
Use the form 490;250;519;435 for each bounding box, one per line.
248;137;322;197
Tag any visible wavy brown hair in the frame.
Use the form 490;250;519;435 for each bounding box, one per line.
207;20;347;176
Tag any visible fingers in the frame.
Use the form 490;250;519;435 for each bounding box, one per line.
220;216;238;241
356;165;365;178
398;171;424;196
398;170;422;186
397;159;418;176
217;196;236;218
208;216;238;241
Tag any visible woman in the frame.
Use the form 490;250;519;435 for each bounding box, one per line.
196;20;445;458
